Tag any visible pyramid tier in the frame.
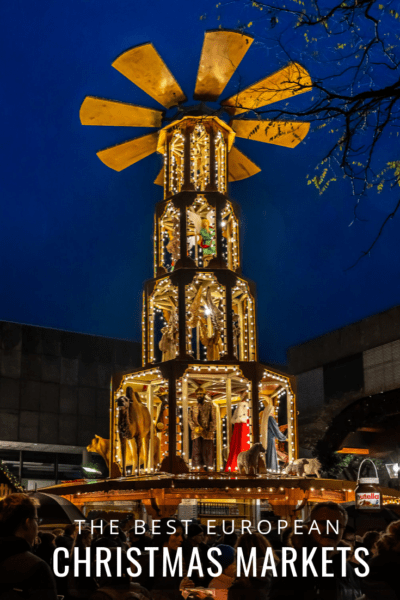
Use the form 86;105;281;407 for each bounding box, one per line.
142;269;258;367
110;361;297;477
154;191;241;276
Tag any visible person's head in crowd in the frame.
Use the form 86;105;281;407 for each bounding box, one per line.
187;523;205;546
103;523;126;545
128;528;153;551
362;530;380;556
219;531;238;548
375;520;400;554
236;532;277;563
305;501;347;549
75;528;92;549
0;493;40;546
213;544;236;578
39;532;55;547
64;523;77;539
55;534;71;550
52;527;63;536
342;525;356;550
159;518;184;551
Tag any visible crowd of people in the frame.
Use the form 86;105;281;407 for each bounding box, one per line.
1;493;400;600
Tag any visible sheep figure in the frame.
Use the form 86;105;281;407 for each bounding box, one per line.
237;443;266;475
285;458;322;478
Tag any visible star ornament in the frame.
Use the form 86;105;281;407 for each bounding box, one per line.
79;29;312;183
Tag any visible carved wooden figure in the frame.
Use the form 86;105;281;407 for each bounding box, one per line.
237;442;266;475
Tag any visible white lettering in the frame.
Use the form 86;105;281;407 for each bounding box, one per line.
134;520;146;535
95;548;112;578
294;520;304;535
281;548;297;577
261;547;277;577
91;520;104;534
321;547;334;577
53;548;69;577
145;547;158;577
207;520;216;535
336;546;351;576
180;520;191;535
302;547;318;577
163;547;183;576
74;520;86;535
127;547;142;577
308;520;321;535
241;520;252;534
326;520;339;535
187;547;204;577
74;547;91;576
277;520;288;534
354;548;370;577
166;519;177;535
257;520;271;535
152;519;161;535
207;548;222;577
237;547;256;577
222;520;235;535
109;520;119;535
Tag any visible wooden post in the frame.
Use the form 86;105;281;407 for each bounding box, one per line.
182;378;189;465
226;378;232;452
168;375;177;472
238;299;245;360
215;404;222;472
147;385;154;472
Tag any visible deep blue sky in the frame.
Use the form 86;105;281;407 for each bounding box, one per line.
1;1;400;365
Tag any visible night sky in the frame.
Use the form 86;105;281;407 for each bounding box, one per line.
1;1;400;365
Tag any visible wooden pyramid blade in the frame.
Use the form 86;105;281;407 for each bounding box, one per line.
80;97;163;127
228;146;261;181
154;166;164;186
112;43;187;109
96;132;159;171
194;30;253;101
230;119;310;148
222;62;312;115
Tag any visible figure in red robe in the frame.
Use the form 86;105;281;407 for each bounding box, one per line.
225;393;250;472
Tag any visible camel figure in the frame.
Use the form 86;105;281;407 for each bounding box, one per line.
87;433;160;475
117;386;152;476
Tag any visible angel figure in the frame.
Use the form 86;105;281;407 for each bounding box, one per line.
159;305;178;361
187;210;216;266
165;215;180;271
232;312;241;358
199;287;224;360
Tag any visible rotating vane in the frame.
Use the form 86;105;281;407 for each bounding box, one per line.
80;29;312;182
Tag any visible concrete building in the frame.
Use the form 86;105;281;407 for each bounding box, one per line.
0;321;141;488
288;305;400;469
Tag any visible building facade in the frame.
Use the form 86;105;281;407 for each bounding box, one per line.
288;305;400;474
0;321;141;488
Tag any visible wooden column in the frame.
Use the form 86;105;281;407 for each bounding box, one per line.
168;374;177;471
147;385;154;472
206;125;217;192
215;404;222;472
225;283;233;359
226;378;232;452
182;378;189;465
182;126;195;192
178;280;187;359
